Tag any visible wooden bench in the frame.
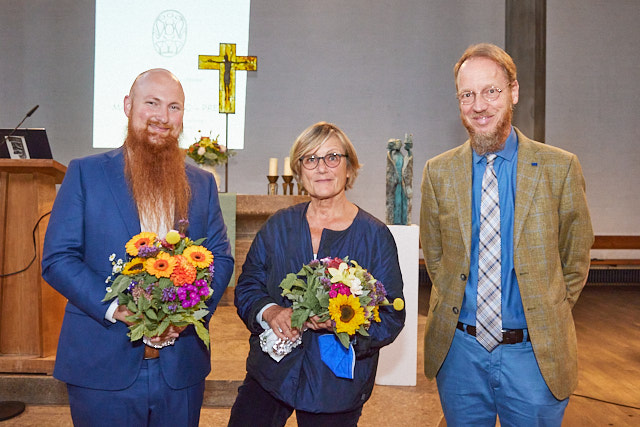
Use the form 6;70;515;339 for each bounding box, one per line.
590;235;640;266
589;235;640;285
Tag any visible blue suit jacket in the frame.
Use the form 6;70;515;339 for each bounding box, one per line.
42;148;234;390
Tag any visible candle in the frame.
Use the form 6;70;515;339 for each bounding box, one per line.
283;157;292;176
268;158;278;176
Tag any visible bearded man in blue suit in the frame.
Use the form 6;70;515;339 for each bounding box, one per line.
42;69;234;426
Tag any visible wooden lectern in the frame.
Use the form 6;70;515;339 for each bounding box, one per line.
0;159;66;373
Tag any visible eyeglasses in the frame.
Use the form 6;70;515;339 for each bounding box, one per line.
457;84;511;105
299;153;348;170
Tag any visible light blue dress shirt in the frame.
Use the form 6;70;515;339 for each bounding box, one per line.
458;127;527;330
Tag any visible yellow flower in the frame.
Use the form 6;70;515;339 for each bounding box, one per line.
122;257;146;275
145;252;176;278
328;293;365;335
165;230;181;245
328;262;365;295
183;245;213;268
393;298;404;311
373;306;381;322
125;232;157;256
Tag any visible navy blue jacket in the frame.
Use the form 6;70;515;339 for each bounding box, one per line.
42;148;234;390
235;202;405;412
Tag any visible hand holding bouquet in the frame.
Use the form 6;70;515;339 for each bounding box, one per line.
279;256;404;349
103;228;215;349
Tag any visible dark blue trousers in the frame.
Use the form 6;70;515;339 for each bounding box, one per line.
228;374;363;427
66;358;205;427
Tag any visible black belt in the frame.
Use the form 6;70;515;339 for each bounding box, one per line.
456;322;530;344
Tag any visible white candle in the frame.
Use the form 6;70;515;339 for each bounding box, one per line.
268;158;278;176
283;157;292;176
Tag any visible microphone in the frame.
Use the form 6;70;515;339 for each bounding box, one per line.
7;105;39;137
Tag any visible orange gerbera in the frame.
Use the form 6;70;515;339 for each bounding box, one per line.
182;245;213;269
145;252;176;278
170;255;197;286
125;232;157;256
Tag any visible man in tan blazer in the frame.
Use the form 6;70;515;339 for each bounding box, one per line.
420;43;593;425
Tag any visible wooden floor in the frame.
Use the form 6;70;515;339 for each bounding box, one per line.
564;285;640;426
2;284;639;426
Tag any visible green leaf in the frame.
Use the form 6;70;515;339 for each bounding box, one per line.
358;325;369;336
192;308;209;320
316;311;330;323
145;308;158;321
139;297;151;311
173;238;187;254
125;313;139;323
128;322;145;341
317;292;330;309
102;275;132;302
194;321;210;350
337;332;351;348
290;308;310;329
156;317;171;336
279;273;301;293
127;300;138;313
192;237;206;246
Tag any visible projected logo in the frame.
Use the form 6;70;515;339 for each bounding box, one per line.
152;10;187;57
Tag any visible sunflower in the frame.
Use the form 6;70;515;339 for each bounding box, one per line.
182;245;213;269
145;252;176;278
328;293;365;335
122;257;146;275
170;255;197;286
125;232;157;256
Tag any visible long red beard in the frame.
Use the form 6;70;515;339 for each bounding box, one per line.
463;105;513;156
123;122;191;232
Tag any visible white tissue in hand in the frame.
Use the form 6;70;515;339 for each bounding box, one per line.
259;328;302;362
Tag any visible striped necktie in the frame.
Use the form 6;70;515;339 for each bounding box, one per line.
477;153;502;351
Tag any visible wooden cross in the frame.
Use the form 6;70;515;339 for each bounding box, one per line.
198;43;257;114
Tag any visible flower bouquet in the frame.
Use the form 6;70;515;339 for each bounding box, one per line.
102;228;215;349
186;132;234;167
279;256;404;349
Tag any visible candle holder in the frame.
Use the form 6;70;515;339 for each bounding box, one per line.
282;175;294;195
267;175;279;195
297;181;307;195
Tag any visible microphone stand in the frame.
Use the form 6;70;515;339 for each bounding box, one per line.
0;401;25;421
0;105;38;421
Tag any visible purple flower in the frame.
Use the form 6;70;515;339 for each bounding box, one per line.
374;281;388;303
162;287;176;302
137;245;160;258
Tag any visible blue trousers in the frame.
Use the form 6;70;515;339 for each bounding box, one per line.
436;328;568;427
66;359;205;427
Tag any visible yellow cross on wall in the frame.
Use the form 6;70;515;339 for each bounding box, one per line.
198;43;257;114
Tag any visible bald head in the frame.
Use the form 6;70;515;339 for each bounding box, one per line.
128;68;184;101
124;68;185;145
